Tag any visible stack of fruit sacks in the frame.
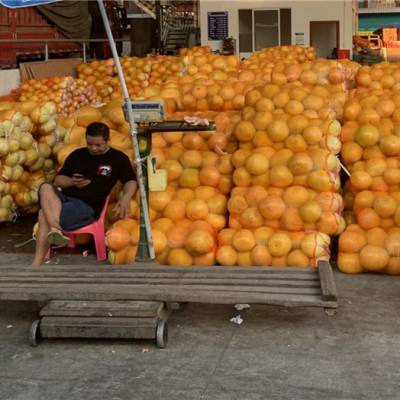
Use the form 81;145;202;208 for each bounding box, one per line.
18;77;99;116
139;69;264;114
76;58;115;102
178;46;212;57
77;57;155;102
215;82;344;267
0;101;64;219
354;62;400;91
105;111;239;265
242;57;360;121
149;55;183;85
111;56;153;100
180;50;240;78
242;45;316;68
77;54;195;102
338;86;400;274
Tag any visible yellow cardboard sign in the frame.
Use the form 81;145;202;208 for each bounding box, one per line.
147;156;167;192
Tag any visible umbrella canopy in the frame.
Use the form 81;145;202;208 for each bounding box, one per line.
0;0;61;7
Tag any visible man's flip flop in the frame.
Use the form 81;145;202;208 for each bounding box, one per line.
47;229;69;247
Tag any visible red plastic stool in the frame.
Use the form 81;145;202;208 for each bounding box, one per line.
45;196;110;261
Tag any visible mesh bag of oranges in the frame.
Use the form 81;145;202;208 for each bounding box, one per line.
351;191;400;231
240;57;360;120
339;72;400;274
354;62;400;91
241;56;358;91
341;88;400;192
139;71;263;113
149;55;183;85
18;77;99;116
229;82;342;203
77;57;153;102
106;221;332;267
338;224;400;275
216;227;330;267
228;185;344;236
106;217;219;266
339;188;400;275
180;51;240;78
242;45;316;68
215;79;343;267
233;82;341;150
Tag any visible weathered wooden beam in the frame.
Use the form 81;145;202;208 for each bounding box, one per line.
318;260;338;302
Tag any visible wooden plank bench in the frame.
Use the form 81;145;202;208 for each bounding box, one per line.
0;260;337;310
0;260;338;346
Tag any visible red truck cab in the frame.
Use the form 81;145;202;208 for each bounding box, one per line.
0;5;80;68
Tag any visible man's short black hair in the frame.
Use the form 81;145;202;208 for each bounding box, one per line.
86;122;110;141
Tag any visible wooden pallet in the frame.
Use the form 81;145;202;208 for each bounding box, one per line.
0;261;337;312
30;300;171;348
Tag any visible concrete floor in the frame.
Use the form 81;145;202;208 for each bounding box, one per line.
0;267;399;400
1;217;400;400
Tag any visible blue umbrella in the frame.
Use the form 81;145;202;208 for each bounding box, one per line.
0;0;61;7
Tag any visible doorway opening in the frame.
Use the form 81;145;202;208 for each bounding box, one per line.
310;21;339;59
238;8;291;59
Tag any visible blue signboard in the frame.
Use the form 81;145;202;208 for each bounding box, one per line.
0;0;60;8
208;11;228;41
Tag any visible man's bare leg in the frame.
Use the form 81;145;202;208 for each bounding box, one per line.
32;210;50;267
39;183;62;230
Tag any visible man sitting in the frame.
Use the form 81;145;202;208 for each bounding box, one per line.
32;122;137;266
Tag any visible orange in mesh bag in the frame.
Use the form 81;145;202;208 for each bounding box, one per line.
354;63;400;91
227;186;344;235
352;191;400;230
140;72;259;113
106;217;218;266
338;224;400;275
231;147;340;192
216;227;330;267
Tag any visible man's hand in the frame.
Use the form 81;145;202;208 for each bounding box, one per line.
114;180;136;219
72;175;91;189
114;196;131;219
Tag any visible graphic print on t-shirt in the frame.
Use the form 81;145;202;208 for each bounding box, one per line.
97;164;112;177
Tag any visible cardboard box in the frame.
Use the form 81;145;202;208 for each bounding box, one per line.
385;48;400;62
383;28;398;42
19;58;82;81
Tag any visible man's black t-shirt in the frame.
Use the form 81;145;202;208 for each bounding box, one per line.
58;147;136;216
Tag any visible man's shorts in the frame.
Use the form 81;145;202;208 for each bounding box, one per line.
47;185;95;231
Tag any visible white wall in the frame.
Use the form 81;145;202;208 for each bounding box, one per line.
0;69;20;97
199;0;353;55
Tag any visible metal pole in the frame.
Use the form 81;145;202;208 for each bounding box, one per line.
82;42;86;63
96;0;155;260
45;42;48;61
155;0;162;54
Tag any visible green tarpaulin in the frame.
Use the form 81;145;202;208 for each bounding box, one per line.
38;0;90;40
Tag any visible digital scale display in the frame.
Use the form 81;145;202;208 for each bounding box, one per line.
131;101;165;123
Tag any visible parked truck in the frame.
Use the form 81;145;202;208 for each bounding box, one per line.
0;5;82;68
